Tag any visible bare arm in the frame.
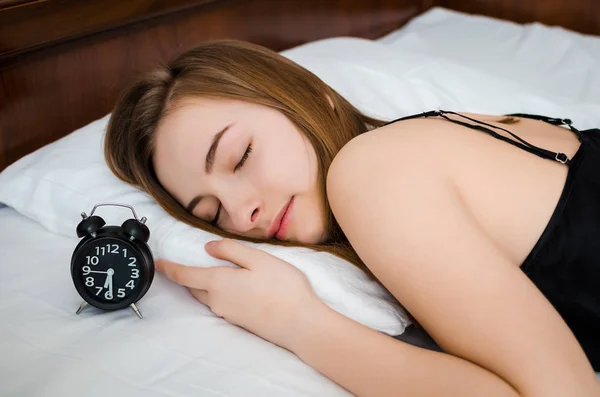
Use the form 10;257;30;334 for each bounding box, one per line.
289;298;519;397
322;127;599;396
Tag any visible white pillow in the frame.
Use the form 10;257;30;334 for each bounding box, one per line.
379;7;600;106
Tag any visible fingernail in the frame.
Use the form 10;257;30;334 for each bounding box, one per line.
205;241;216;250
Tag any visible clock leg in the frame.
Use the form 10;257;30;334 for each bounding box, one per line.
130;303;143;319
76;301;88;315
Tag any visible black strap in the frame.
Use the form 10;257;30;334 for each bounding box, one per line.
385;110;441;124
385;110;580;166
506;113;580;133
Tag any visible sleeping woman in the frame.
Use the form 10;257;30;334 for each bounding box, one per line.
104;40;600;396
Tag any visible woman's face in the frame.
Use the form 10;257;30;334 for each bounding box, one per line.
153;97;328;244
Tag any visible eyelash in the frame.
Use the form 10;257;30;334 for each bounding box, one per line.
211;144;253;225
210;205;221;226
234;144;252;172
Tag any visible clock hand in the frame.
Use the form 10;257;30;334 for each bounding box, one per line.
108;272;113;297
106;268;114;297
89;270;108;274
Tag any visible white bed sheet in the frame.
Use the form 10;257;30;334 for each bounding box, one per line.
2;7;600;396
378;7;600;105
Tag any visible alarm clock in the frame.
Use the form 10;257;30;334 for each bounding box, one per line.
71;203;154;318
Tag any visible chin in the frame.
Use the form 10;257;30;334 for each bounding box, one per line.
294;225;328;245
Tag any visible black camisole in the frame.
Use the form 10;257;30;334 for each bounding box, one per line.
386;110;600;371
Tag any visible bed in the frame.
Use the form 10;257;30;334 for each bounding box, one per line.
1;1;599;395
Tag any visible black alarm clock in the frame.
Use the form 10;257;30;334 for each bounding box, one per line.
71;203;154;318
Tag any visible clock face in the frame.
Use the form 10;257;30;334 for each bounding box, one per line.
73;237;145;307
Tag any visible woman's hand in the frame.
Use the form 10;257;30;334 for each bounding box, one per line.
155;238;324;350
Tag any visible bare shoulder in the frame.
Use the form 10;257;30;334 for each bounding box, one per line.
331;118;456;164
326;118;599;394
326;119;456;222
326;118;463;289
327;118;462;189
326;119;458;266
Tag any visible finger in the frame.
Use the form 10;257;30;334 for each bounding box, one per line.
155;258;214;290
205;238;264;270
189;289;223;318
188;288;209;306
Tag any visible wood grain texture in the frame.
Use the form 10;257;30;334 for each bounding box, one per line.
0;0;37;9
440;0;600;36
0;0;428;171
0;0;221;61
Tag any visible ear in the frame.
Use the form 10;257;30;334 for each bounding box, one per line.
325;94;335;110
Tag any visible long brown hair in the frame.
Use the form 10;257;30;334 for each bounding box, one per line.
105;39;387;285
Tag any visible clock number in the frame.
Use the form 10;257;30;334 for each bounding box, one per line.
117;288;126;298
131;269;139;279
82;266;91;275
105;290;113;300
95;245;120;257
85;276;94;287
86;255;99;266
95;286;103;295
123;248;127;258
128;257;137;267
126;280;135;289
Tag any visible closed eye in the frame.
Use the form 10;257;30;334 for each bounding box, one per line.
234;144;252;172
211;144;252;226
211;204;221;226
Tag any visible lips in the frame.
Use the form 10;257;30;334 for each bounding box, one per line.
268;197;294;240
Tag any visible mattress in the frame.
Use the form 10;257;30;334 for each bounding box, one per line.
1;7;599;396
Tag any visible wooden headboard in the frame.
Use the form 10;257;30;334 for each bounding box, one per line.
1;0;599;171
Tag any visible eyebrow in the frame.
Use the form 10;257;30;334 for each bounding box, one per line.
185;124;231;213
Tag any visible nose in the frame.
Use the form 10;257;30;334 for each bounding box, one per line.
222;193;262;233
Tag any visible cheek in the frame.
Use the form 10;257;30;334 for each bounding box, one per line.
255;144;315;191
